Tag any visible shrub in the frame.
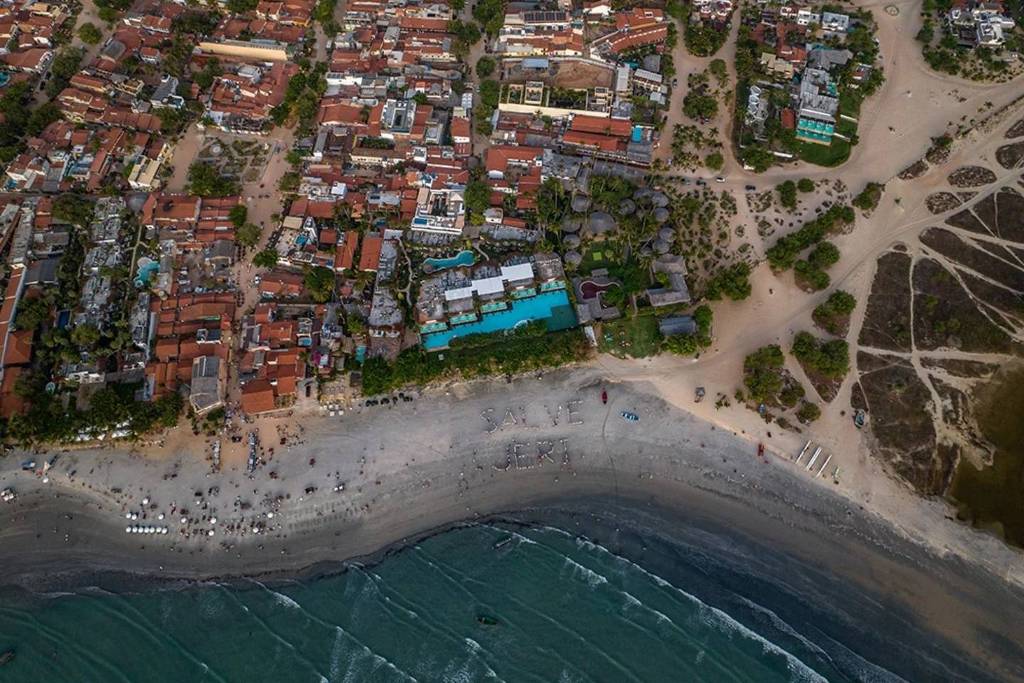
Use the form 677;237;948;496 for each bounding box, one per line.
765;204;854;271
807;241;840;269
704;152;724;171
743;345;785;403
791;331;849;378
777;180;797;210
797;178;815;193
852;182;884;212
705;262;752;300
797;400;821;423
812;290;857;334
794;261;830;291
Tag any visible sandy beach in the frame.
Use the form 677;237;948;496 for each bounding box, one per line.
1;366;1022;678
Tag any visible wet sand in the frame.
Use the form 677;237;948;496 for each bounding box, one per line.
0;368;1022;679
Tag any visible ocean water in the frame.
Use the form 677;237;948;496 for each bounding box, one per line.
0;524;849;683
37;505;1024;683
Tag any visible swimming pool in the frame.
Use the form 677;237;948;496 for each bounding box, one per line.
134;260;159;287
422;289;576;351
0;72;10;88
423;250;475;271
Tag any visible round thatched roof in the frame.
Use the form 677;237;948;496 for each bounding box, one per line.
571;194;591;213
618;198;636;216
653;207;670;223
564;250;583;266
561;217;582;233
586;211;616;235
563;234;581;248
650;192;670;208
659;227;676;242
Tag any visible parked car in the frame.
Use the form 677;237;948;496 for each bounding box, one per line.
745;184;757;192
620;411;639;422
715;176;725;183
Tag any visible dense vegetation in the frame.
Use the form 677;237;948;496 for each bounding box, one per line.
5;385;183;445
794;240;840;291
852;182;884;212
704;262;752;301
362;324;590;395
765;204;854;271
791;331;850;379
812;290;857;335
187;163;240;197
662;305;713;356
742;345;786;403
777;180;798;210
304;266;335;303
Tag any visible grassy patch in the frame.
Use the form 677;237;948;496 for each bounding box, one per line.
598;314;662;358
797;138;852;167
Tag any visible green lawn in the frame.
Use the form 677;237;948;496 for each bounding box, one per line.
797;136;851;167
578;244;618;275
598;314;663;358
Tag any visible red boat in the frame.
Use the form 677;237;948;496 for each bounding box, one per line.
601;389;608;404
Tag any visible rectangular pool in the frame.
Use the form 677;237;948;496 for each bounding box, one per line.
422;289;576;351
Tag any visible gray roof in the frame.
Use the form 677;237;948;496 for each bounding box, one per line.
561;217;582;233
659;315;697;337
189;356;222;413
585;212;616;236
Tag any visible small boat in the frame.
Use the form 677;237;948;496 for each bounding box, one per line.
493;536;513;550
476;614;499;626
601;389;608;404
757;443;765;459
0;649;14;666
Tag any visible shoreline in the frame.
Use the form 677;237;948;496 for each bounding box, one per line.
1;368;1023;679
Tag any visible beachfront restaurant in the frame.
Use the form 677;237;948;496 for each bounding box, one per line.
416;262;576;351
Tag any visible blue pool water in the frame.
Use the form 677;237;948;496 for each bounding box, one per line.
134;261;159;287
0;72;10;87
631;125;643;142
423;289;576;351
424;250;475;271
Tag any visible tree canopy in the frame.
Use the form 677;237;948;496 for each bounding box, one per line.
743;345;786;403
187;163;239;197
304;266;335;302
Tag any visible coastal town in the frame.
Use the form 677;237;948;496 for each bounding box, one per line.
0;0;907;439
0;0;1021;634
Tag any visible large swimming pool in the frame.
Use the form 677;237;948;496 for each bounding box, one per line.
422;289;576;351
423;250;475;271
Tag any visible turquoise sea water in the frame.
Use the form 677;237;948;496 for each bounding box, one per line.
0;524;841;682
